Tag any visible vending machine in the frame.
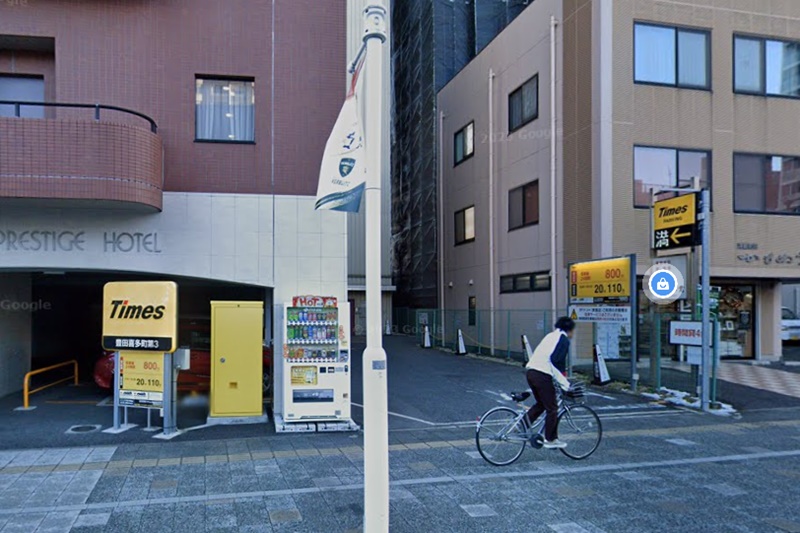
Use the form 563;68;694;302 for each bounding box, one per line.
273;295;353;428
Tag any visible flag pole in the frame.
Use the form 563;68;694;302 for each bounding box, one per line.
361;3;389;532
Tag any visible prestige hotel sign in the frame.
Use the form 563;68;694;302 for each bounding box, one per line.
0;230;162;253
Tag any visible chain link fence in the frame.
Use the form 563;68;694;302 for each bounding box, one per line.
392;307;720;401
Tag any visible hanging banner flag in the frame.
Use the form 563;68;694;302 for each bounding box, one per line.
315;57;367;213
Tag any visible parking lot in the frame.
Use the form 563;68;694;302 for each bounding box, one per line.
2;335;800;532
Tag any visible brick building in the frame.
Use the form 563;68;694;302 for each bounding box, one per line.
0;0;347;398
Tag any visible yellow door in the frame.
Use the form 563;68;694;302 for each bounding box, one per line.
210;301;263;417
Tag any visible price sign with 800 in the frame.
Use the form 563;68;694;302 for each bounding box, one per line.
593;268;625;295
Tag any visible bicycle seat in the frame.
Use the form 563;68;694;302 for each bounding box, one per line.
510;391;531;402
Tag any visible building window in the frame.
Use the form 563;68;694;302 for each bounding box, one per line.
633;146;711;208
0;75;45;118
468;296;477;326
195;77;255;142
454;121;474;165
509;75;538;132
634;23;710;89
509;181;540;230
455;206;475;245
734;153;800;214
734;35;800;97
500;272;551;294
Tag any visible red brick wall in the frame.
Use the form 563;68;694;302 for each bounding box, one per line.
0;50;56;106
0;0;346;196
0;117;163;209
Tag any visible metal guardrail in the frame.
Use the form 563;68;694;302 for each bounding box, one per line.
22;360;79;409
0;100;159;133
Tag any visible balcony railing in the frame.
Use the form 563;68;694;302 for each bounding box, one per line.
0;100;163;210
0;100;158;133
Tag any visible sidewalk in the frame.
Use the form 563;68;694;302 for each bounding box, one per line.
2;407;800;532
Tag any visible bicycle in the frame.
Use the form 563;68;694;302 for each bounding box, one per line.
475;381;602;465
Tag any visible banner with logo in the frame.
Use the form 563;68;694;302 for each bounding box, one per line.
315;57;366;213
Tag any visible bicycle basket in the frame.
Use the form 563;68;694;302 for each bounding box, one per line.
563;383;585;400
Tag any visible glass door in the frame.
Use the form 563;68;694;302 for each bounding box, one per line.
717;284;755;359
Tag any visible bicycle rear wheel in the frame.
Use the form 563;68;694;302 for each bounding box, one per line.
557;404;602;460
475;407;527;466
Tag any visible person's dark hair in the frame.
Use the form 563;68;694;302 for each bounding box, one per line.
554;316;576;332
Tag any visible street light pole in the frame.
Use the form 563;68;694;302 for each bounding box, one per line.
361;4;389;532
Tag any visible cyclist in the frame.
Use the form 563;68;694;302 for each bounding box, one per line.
524;316;575;449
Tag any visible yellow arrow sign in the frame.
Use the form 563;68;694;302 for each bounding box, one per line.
670;227;692;244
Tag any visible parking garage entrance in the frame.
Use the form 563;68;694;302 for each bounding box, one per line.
0;270;272;441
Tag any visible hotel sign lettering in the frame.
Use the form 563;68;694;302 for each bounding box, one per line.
0;230;162;254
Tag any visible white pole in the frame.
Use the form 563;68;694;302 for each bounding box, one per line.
361;4;389;532
488;68;496;356
550;16;559;322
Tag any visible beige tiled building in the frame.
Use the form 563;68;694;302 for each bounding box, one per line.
438;0;800;362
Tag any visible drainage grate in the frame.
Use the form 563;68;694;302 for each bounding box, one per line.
66;424;102;435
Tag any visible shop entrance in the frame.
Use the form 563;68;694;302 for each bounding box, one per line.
716;284;755;359
635;281;756;361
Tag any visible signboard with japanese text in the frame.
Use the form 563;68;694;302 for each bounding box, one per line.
653;193;699;250
568;305;632;324
102;281;177;353
118;351;164;409
669;321;703;346
292;295;338;308
567;254;636;364
568;256;632;304
120;352;163;392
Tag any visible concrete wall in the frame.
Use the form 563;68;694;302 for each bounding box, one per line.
760;281;781;360
0;192;348;329
437;0;563;320
0;273;32;398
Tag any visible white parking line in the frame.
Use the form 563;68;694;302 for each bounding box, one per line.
350;403;436;426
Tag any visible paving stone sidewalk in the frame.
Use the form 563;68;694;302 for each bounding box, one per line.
2;411;800;533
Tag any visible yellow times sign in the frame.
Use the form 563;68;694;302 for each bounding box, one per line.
119;351;164;393
569;256;632;303
102;281;178;353
653;193;697;231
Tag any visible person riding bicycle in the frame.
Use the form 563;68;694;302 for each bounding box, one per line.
525;316;575;449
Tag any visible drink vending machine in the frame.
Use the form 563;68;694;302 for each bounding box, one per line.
273;295;355;430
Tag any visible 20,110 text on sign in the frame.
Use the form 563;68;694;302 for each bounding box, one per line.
569;256;632;304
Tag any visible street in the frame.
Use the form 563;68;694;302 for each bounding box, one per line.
1;335;799;532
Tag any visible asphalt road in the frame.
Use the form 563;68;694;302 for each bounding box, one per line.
3;334;799;450
2;335;800;531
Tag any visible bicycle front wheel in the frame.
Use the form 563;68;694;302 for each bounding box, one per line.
475;407;527;466
557;404;602;460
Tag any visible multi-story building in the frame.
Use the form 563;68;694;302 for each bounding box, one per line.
438;0;800;362
391;0;531;310
0;0;347;398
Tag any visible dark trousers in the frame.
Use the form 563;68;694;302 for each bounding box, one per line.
525;369;559;441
